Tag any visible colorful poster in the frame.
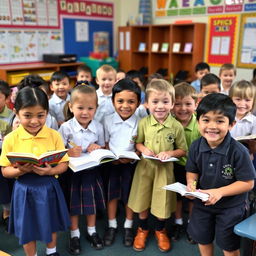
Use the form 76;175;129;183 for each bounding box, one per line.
48;0;59;27
38;31;51;59
0;0;11;25
24;31;38;61
23;0;37;25
0;30;9;63
11;0;24;25
50;30;63;53
36;0;48;26
206;15;239;66
8;31;25;63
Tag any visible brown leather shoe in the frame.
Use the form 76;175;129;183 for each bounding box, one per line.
133;227;149;251
155;229;171;252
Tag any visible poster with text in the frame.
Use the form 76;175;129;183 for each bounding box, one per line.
206;15;239;66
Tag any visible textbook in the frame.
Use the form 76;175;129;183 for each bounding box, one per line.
235;134;256;141
6;149;68;167
162;182;209;201
69;148;140;172
142;153;178;162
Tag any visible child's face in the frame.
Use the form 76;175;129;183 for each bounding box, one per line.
196;69;209;80
173;96;196;125
69;93;97;128
198;111;234;148
50;77;70;100
0;92;7;112
232;96;254;119
219;69;235;89
146;91;174;124
201;83;220;97
16;105;47;136
77;71;92;82
96;71;116;95
116;72;126;82
113;90;139;120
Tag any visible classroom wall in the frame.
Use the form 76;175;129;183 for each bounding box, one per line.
116;0;252;82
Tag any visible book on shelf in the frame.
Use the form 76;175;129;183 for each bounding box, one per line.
183;42;193;53
138;42;146;51
69;148;140;172
161;43;169;52
151;42;159;52
172;42;181;52
235;134;256;141
6;149;68;167
162;182;209;201
142;153;178;162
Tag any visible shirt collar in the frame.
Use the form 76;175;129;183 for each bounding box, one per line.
185;114;197;131
18;125;49;139
113;112;137;127
235;112;254;123
52;93;70;103
97;88;112;98
72;117;97;134
149;114;173;128
199;132;231;155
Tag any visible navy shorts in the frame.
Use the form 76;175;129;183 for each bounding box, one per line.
187;200;246;251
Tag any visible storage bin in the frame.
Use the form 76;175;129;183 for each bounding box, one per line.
7;71;30;85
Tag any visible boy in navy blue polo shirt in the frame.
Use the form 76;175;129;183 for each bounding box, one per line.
186;93;255;256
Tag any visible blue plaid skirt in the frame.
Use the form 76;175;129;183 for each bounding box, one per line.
9;173;70;245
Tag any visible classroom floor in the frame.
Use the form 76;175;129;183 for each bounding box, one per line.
0;207;224;256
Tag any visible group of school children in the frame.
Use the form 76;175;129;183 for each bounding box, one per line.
0;61;255;256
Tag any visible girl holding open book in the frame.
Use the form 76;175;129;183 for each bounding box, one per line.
58;85;106;254
0;87;70;256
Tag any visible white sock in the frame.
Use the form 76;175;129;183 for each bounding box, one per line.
108;218;117;228
187;219;190;223
175;218;183;225
46;247;56;255
70;228;80;238
34;254;37;256
87;226;96;236
124;218;133;228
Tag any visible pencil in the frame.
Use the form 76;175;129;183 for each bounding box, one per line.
69;141;78;147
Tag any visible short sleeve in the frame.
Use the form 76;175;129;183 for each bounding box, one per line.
136;117;146;144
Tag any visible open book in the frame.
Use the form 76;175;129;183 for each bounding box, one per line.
6;149;68;167
142;153;178;162
69;148;140;172
235;134;256;141
162;182;209;202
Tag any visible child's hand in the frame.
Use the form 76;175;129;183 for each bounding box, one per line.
68;146;82;157
199;188;222;205
156;151;172;160
87;143;101;153
33;163;52;176
15;163;34;174
142;147;155;156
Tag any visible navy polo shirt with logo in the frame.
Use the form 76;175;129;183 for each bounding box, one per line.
186;132;256;208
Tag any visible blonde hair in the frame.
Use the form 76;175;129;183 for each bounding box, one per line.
174;82;197;102
146;79;175;103
219;63;236;76
96;64;117;79
229;80;256;110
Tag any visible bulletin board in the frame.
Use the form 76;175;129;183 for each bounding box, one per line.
237;13;256;68
205;15;239;67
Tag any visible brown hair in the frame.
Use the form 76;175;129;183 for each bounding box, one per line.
174;82;197;102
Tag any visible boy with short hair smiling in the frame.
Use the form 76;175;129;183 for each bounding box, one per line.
219;63;236;95
186;93;255;256
191;62;210;93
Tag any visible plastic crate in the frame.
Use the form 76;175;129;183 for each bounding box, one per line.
7;71;30;85
80;57;118;77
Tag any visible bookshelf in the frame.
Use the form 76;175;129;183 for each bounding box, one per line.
0;62;83;86
118;23;206;82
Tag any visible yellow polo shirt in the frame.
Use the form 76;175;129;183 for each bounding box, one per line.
0;125;68;167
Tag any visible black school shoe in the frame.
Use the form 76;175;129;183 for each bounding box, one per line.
3;217;9;233
186;231;197;244
123;228;134;247
46;253;60;256
87;232;104;250
68;236;81;255
103;227;117;246
172;224;183;241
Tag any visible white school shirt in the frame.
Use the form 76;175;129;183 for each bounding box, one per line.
230;113;256;138
220;83;229;95
46;113;58;130
94;88;115;123
103;112;139;152
49;93;70;123
58;117;105;152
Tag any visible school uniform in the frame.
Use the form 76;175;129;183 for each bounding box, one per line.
49;93;70;123
0;125;70;245
0;105;14;124
103;112;139;203
128;114;187;219
94;88;115;123
220;83;229;95
230;112;256;138
186;133;256;251
58;117;106;215
46;113;58;130
191;79;200;93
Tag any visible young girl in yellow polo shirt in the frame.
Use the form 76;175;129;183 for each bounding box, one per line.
0;87;70;256
128;79;187;252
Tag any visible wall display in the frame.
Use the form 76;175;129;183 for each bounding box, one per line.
153;0;256;18
237;13;256;68
206;14;239;66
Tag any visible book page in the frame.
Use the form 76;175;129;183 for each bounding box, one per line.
114;150;140;160
142;153;178;162
89;149;116;162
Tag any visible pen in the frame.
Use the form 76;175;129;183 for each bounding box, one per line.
192;180;197;192
69;141;78;147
